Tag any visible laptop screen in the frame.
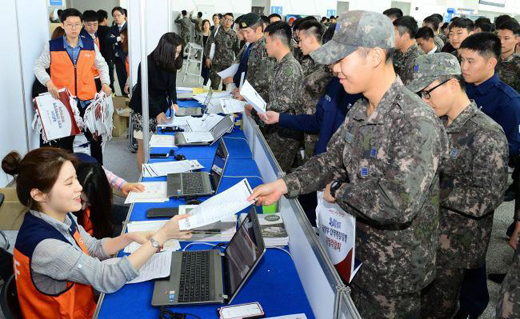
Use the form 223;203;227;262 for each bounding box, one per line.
210;139;228;191
223;208;265;302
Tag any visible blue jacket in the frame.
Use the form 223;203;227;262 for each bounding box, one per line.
466;73;520;158
279;77;363;154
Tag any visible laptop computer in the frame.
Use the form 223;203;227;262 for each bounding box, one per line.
166;138;229;198
174;115;234;146
175;89;214;117
151;207;266;306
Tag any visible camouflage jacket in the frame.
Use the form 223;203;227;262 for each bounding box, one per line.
190;16;202;32
235;36;275;103
497;54;520;94
264;53;303;139
434;35;444;51
174;16;191;37
438;102;508;269
283;78;449;295
204;27;239;68
394;44;424;85
297;55;333;159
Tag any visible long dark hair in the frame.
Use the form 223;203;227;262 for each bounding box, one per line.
75;162;113;239
2;148;77;211
152;32;184;72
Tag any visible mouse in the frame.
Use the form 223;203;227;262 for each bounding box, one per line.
186;199;201;205
175;154;186;161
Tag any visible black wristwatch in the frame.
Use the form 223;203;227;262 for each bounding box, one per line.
330;181;342;199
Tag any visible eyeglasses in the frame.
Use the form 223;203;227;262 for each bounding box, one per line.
419;79;451;100
224;18;234;22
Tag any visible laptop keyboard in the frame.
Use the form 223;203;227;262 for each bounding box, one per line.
178;251;211;303
182;173;206;194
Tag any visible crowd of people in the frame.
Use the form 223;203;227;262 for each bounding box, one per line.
2;5;520;319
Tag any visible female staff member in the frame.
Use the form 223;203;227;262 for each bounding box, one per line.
129;32;183;170
2;147;190;319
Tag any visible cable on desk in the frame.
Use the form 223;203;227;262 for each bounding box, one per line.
182;242;226;251
223;136;249;143
159;307;202;319
223;175;264;182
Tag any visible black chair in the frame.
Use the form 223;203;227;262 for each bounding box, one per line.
0;274;22;319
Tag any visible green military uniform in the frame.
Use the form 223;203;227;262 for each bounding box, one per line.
406;54;509;319
497;234;520;319
393;43;424;85
190;15;203;44
264;53;303;172
497;53;520;94
234;36;275;103
293;11;450;318
175;16;191;45
297;55;332;161
204;26;239;90
433;35;444;51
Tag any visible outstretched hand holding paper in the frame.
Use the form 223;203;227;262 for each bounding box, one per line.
178;179;254;230
239;80;267;116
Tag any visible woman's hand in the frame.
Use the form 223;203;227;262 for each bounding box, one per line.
127;230;154;245
121;183;145;196
161;214;192;239
156;112;168;124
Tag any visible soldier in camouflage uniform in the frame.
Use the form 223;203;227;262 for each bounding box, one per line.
175;11;191;46
497;233;520;318
204;13;239;90
296;20;332;161
230;13;275;103
407;53;509;319
190;12;203;44
262;22;303;172
247;11;449;318
497;20;520;94
393;16;424;85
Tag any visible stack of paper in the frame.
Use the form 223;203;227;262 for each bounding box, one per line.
157;116;189;129
105;251;172;284
178;179;254;230
124;220;181;253
239;80;267;115
149;134;176;148
219;98;246;114
193;91;231;104
142;160;204;177
125;182;168;204
242;213;288;247
82;92;114;148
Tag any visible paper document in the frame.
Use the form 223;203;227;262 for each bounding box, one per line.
125;182;168;204
239;80;266;114
217;64;239;79
219;98;246;114
182;131;214;143
149;134;176;148
104;251;172;284
176;87;193;93
193;91;231;104
142;160;204;177
187;114;225;132
178;179;254;230
157;116;189;128
124;221;181;253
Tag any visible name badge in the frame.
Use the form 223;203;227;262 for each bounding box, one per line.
450;148;459;159
361;167;369;177
370;148;377;158
325;95;331;102
345;132;354;143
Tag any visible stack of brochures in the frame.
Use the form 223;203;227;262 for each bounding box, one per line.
241;213;289;247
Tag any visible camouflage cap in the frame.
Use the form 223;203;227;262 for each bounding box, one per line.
310;11;395;64
239;13;262;29
407;53;462;93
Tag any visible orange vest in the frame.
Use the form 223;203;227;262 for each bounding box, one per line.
13;213;96;319
50;36;97;101
92;37;100;79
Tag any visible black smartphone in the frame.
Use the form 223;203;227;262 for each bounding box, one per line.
146;207;179;218
161;126;184;132
150;150;173;159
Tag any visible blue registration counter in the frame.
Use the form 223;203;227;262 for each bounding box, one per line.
93;100;360;319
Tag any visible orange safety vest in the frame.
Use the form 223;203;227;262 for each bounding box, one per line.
92;37;100;79
13;213;96;319
49;35;97;101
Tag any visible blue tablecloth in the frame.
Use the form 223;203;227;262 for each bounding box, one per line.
97;100;314;318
